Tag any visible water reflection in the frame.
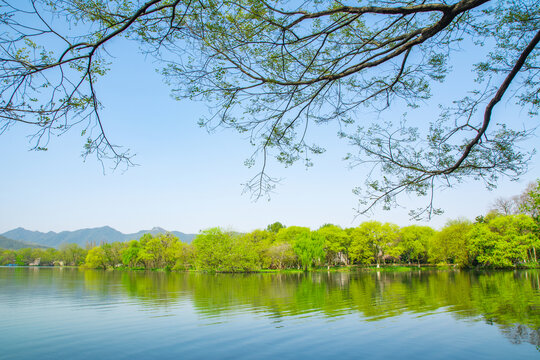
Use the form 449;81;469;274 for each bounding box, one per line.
2;268;540;350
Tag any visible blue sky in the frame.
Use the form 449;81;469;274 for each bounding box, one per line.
1;35;538;234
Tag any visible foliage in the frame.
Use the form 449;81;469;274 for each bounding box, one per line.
398;226;435;265
429;219;473;266
520;180;540;223
192;228;233;271
293;232;325;271
3;182;540;271
122;240;141;268
275;226;310;246
348;221;399;266
0;249;16;265
266;242;296;270
85;247;107;269
1;211;539;270
101;242;126;268
59;243;87;266
241;230;275;268
171;241;194;271
317;225;350;266
229;235;262;272
469;214;538;267
138;233;184;269
347;227;375;265
1;0;538;215
266;222;285;234
192;228;260;272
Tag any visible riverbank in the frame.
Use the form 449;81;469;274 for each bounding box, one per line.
18;263;537;272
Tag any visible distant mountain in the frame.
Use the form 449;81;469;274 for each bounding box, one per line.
2;226;123;248
0;235;49;250
1;226;196;248
125;227;196;243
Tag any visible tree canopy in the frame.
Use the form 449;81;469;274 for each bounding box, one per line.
3;181;540;270
1;0;538;217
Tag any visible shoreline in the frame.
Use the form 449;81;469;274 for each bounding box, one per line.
3;264;539;272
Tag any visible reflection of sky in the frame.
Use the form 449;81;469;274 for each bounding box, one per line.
1;25;538;234
1;268;539;359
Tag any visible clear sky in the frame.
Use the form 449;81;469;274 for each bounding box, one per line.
1;35;538;235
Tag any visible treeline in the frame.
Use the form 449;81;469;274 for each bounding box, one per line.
3;180;539;271
1;215;538;271
82;213;539;271
1;215;539;271
0;243;87;266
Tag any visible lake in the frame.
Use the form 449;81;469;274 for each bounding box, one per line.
1;268;539;359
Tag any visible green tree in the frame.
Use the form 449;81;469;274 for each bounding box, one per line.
266;222;286;234
266;243;296;270
192;228;260;272
399;226;435;267
349;221;399;267
137;234;180;269
274;226;311;268
122;240;142;268
28;248;45;266
59;243;87;266
26;248;59;266
293;232;325;271
101;242;126;268
242;230;275;269
519;179;540;223
317;225;351;267
347;227;374;266
3;1;537;215
228;235;261;272
192;228;232;271
275;226;311;245
0;250;16;265
167;240;193;271
429;219;473;266
85;247;107;269
468;215;537;267
15;248;34;265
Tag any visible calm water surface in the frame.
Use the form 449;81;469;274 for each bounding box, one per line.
1;268;539;359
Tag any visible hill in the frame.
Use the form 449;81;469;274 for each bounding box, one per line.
1;227;196;248
125;227;196;243
0;235;49;250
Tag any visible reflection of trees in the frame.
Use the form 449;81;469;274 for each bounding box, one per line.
468;271;540;348
83;270;188;307
6;268;540;349
79;270;540;333
500;325;540;349
120;271;188;306
182;270;540;350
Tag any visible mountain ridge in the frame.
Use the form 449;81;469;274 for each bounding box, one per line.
0;235;50;250
1;226;196;248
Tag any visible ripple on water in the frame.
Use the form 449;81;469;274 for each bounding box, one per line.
1;268;540;359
